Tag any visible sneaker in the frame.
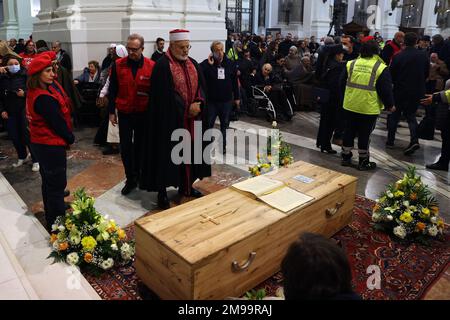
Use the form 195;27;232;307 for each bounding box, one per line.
32;163;40;172
12;159;25;168
404;143;420;156
358;158;377;171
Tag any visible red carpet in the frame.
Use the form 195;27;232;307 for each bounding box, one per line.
83;196;450;300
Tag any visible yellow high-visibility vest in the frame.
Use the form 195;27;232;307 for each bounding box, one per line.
343;55;387;115
227;48;239;61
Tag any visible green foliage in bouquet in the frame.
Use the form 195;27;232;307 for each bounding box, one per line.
249;121;294;177
48;188;135;274
372;167;446;243
245;289;267;300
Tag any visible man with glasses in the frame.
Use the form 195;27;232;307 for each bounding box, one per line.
52;41;73;72
108;33;155;195
140;29;211;210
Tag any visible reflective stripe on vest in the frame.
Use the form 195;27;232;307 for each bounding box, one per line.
343;56;387;115
346;59;382;91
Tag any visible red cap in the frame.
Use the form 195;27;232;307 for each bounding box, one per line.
362;36;375;43
27;54;53;76
41;50;57;61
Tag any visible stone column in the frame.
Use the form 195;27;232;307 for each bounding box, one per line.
380;0;400;40
421;1;439;36
16;0;38;39
0;0;18;40
303;0;332;38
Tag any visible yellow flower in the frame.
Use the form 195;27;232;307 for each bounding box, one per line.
84;253;93;263
437;219;445;229
422;208;431;216
394;191;405;198
81;236;97;252
399;211;413;223
117;229;126;240
431;206;439;215
50;234;58;244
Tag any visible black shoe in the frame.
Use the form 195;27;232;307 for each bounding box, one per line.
321;148;337;155
426;162;449;172
386;141;395;149
341;159;352;167
190;188;204;198
358;158;377;171
121;181;137;195
157;191;170;210
103;147;120;155
64;190;70;198
404;143;420;156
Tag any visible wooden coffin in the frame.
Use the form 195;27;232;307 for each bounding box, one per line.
135;161;358;300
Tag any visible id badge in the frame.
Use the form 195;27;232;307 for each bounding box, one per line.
218;68;225;80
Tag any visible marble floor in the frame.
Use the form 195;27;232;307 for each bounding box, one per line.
0;109;448;300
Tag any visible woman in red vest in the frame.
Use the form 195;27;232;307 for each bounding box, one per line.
19;40;36;69
26;54;75;231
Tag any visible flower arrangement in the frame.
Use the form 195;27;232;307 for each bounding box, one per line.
249;121;294;177
372;167;446;242
48;188;135;274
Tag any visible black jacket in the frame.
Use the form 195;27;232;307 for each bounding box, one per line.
279;40;294;57
58;49;73;72
390;47;430;103
200;57;239;103
0;69;27;115
151;50;165;62
236;57;256;90
320;59;345;108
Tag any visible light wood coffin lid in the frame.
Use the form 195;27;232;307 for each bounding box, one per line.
135;161;357;266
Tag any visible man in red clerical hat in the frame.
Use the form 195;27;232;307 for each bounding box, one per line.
139;29;211;209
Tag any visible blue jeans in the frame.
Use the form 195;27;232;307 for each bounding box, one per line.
208;101;233;148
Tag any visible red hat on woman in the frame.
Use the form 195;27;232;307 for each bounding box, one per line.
361;36;375;43
41;50;57;61
27;54;53;76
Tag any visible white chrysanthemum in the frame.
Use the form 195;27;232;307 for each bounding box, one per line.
387;191;394;199
100;258;114;270
428;225;439;237
120;243;135;260
372;213;382;222
66;252;79;266
393;225;407;239
387;215;394;221
430;217;438;224
51;224;58;232
57;225;65;232
403;201;410;207
111;244;118;251
272;121;277;128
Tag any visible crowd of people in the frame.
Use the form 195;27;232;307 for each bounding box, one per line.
1;29;450;301
0;30;449;217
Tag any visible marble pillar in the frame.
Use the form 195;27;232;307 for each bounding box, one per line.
33;0;226;74
303;0;332;38
0;0;18;40
421;1;439;36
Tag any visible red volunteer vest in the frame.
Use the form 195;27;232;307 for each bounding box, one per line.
115;57;155;113
26;81;73;146
386;40;402;63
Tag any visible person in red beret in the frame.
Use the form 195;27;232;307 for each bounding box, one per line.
26;54;75;231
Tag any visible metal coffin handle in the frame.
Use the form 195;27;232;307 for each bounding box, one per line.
326;202;344;217
231;252;257;273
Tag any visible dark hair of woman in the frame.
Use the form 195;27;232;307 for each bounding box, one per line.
281;233;354;300
360;40;379;58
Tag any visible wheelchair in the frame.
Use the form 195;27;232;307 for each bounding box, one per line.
76;82;101;126
246;84;295;122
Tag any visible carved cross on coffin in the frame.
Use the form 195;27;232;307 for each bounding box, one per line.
200;208;239;225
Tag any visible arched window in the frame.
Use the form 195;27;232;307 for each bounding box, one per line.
400;0;424;28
